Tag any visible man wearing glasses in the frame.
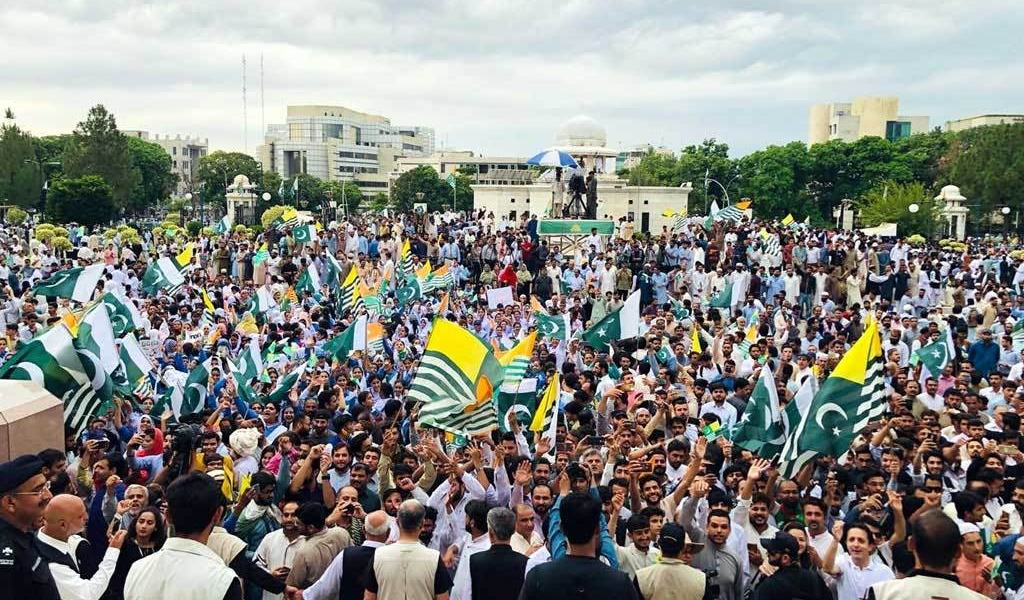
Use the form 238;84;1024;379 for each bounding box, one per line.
0;454;59;599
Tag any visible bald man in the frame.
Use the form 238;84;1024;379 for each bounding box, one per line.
298;510;392;600
36;494;126;600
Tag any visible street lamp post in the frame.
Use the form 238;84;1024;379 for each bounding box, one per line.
184;192;195;226
1002;206;1011;239
703;173;739;211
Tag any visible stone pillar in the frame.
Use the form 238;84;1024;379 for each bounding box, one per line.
935;185;969;240
225;174;257;225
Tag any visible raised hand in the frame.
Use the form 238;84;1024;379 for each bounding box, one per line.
691;478;709;498
514;461;533;486
108;529;128;549
115;499;132;516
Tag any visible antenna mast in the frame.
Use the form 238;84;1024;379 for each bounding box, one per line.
242;54;248;154
260;53;265;142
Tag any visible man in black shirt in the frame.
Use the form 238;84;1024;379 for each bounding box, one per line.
752;531;830;600
519;492;638;600
0;455;59;600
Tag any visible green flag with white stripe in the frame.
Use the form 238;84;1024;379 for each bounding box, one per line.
33;263;106;303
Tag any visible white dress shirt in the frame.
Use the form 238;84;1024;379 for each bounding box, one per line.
37;531;120;600
253;529;307;600
450;532;491;600
302;540;385;600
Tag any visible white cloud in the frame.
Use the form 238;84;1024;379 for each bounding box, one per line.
1;0;1021;157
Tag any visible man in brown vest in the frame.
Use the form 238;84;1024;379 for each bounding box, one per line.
364;500;452;600
633;523;706;600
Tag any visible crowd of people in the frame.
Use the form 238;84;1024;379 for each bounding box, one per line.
2;206;1024;600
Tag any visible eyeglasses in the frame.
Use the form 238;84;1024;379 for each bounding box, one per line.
922;486;943;493
11;481;51;496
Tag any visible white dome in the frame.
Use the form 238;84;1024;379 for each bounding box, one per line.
555;115;607;147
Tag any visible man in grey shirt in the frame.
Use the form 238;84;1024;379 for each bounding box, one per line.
688;509;744;600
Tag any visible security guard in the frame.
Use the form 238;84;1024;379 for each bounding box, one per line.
753;531;831;600
0;454;59;600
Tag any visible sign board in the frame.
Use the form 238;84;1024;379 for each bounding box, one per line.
139;339;162;360
486;286;514;309
537;219;615;235
414;203;428;214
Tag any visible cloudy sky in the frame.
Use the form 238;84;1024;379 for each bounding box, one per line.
3;0;1020;158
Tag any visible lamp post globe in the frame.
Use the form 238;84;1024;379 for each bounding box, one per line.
908;203;919;214
1002;206;1011;215
262;192;271;201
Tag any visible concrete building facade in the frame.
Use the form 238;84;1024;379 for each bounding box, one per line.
396;151;534;185
123;130;208;194
472;116;691;233
807;96;929;146
944;114;1024;132
258;105;434;197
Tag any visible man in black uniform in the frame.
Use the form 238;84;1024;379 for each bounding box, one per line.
752;531;831;600
0;454;59;600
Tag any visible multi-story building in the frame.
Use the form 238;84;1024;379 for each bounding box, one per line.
944;114;1024;132
123;130;208;194
807;97;929;146
617;144;674;172
258;105;434;197
396;151;534;185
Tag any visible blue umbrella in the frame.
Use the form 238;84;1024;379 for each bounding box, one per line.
526;149;579;168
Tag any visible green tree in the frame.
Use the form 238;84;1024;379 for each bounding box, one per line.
857;181;939;237
737;142;814;219
391;166;447;212
369;192;390;211
942;123;1024;216
62;105;140;209
126;136;176;214
321;180;363;213
46;175;116;226
626;151;680;187
195;151;260;204
291;172;323;210
449;173;474;212
261;170;283;202
0;111;39;208
677;139;737;212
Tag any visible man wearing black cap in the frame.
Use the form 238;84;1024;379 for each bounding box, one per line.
633;523;706;600
0;454;60;599
752;531;830;600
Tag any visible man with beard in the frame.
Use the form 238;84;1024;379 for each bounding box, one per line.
801;498;834;557
347;463;380;513
449;500;490;600
287;503;351;588
295;511;390;600
234;471;283;582
306;411;340;446
773;479;802;524
427;462;487;547
254;500;306;600
752;531;831;600
109;484;149;532
1001;479;1024;533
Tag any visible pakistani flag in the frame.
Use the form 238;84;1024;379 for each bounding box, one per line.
535;310;571;341
292;176;299;196
141;256;187;296
177;357;213;416
33;263;105;303
779;319;886;478
114;333;154;397
497;377;539;432
709;282;733;309
253;286;275;314
293;224;316;245
214;214;233;235
409;319;505;436
74;305;120;404
267;362;305;404
323;315;367;362
396;277;423;306
446;173;456;189
732;366;787;457
231;370;258;405
101;292;143;337
0;322;99;436
295;264;321;296
911;326;955;381
581;290;641;348
236;337;264;381
324;254;346;288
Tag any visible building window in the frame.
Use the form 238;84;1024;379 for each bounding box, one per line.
525;198;530;203
173;160;177;168
172;147;177;155
440;164;446;173
885;120;912;141
510;198;515;203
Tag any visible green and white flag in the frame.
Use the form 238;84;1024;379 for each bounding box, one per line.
322;315;367;362
74;304;120;404
581;290;641;348
180;357;213;416
911;326;955;381
497;377;539;432
101;292;143;337
535;310;571;342
779;320;885;478
293;224;316;245
292;176;299;195
253;286;275;314
732;365;787;457
33;263;106;303
396;277;423;306
324;254;346;288
446;173;456;189
709;282;734;309
141;256;187;296
1012;320;1024;352
295;264;321;296
0;322;100;435
214;214;233;235
114;333;154;396
236;337;264;381
267;362;306;404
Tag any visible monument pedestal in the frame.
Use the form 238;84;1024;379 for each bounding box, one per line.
0;380;64;461
936;185;969;240
225;174;258;226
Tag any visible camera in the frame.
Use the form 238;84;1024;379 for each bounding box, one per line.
704;569;720;600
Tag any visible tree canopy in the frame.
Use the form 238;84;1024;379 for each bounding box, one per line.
391;166;474;213
63;104;140;210
46;175;116;226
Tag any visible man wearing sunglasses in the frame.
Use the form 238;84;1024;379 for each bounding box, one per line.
0;454;59;599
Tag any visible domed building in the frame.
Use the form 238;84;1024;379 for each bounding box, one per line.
470;115;692;236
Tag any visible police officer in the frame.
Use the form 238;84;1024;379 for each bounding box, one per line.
0;454;59;600
753;531;830;600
